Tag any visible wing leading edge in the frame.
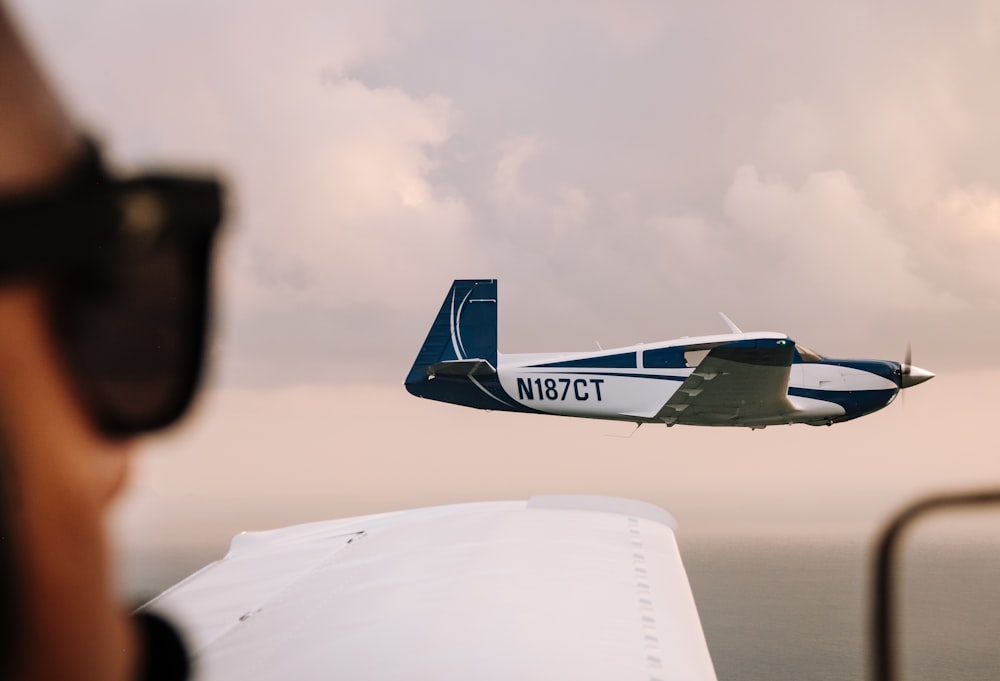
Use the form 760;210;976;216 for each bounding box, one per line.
656;339;795;426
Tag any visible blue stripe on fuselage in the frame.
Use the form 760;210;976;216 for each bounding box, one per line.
516;370;685;382
533;352;638;369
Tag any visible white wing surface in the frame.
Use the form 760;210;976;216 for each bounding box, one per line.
143;496;717;681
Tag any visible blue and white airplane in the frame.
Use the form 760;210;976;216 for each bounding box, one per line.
405;279;934;428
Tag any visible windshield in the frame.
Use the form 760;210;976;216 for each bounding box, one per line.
795;343;825;362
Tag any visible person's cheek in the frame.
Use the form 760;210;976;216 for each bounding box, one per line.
95;446;133;506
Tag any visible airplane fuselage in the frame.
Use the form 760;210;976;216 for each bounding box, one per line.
494;333;898;426
404;280;933;429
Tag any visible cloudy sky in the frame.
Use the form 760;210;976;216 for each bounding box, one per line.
9;1;1000;571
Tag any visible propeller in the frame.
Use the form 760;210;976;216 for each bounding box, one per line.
897;343;934;397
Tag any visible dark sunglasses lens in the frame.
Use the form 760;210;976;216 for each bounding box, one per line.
51;236;212;435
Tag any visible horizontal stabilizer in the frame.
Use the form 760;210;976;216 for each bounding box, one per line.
427;359;497;378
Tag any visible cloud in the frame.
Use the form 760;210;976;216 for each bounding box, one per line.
758;100;833;180
721;166;921;307
13;0;999;557
611;164;941;336
491;135;540;208
748;65;1000;309
911;184;1000;305
14;0;472;307
228;77;469;309
561;0;676;52
14;0;1000;379
551;185;592;236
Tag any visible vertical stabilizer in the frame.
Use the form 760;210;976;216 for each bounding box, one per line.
405;279;498;385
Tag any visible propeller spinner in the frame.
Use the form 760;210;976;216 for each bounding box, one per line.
898;344;935;389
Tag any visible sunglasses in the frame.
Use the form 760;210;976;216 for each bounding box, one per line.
0;139;223;437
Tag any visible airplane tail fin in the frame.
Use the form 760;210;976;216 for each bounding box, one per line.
405;279;498;386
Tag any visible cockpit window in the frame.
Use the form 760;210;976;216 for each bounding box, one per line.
795;343;824;362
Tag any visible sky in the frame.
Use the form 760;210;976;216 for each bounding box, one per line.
9;1;1000;572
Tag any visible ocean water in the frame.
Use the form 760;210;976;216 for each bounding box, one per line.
681;537;1000;681
124;536;1000;680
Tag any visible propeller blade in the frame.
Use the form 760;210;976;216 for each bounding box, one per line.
901;343;911;406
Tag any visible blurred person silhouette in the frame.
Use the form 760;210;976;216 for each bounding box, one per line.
0;6;222;680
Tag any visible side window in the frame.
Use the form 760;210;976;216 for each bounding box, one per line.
643;347;686;368
643;345;719;368
684;349;710;367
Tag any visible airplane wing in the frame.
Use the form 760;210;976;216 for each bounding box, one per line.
655;339;795;426
141;496;717;681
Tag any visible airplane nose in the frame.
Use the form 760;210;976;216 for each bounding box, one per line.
902;365;934;388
